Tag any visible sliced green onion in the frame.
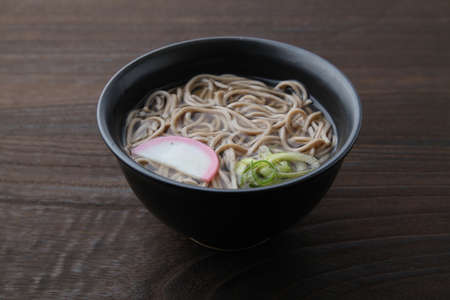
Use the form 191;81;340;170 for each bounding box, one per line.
259;166;274;177
275;160;292;172
251;160;278;186
278;169;313;179
239;160;254;187
235;158;254;175
236;151;320;188
266;152;320;168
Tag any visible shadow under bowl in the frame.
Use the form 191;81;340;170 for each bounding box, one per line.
97;37;362;250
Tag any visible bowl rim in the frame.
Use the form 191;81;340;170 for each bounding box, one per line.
97;36;362;193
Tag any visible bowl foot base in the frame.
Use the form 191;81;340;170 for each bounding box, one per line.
189;237;270;252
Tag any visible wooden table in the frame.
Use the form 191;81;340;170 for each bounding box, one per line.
1;0;449;299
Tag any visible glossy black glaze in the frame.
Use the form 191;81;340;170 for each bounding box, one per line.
97;37;362;250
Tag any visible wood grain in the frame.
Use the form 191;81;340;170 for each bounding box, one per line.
1;0;449;299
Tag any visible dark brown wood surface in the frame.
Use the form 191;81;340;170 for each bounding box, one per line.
1;0;450;299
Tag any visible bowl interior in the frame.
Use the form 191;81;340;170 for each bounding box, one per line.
98;37;361;189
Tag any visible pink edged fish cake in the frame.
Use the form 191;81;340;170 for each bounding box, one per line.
132;136;219;183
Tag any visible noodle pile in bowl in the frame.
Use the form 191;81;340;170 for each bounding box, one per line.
125;74;336;189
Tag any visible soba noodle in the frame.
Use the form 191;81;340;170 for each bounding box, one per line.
125;74;336;189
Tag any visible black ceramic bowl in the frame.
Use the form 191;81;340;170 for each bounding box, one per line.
97;37;361;250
